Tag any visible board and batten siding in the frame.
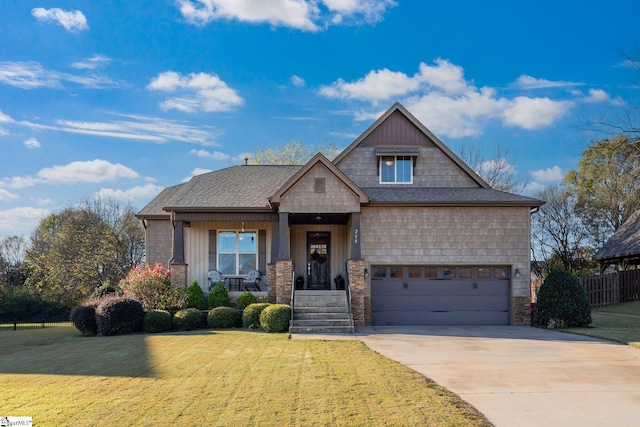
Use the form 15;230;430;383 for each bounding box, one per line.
361;206;532;298
184;221;274;292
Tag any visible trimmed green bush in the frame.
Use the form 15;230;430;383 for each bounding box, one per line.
70;298;102;336
242;303;270;328
207;306;241;329
208;281;231;308
236;291;257;309
142;309;173;333
173;308;203;331
533;269;592;328
186;280;206;309
95;296;144;336
259;304;291;333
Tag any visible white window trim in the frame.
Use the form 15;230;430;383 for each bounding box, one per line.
379;155;414;184
217;230;258;275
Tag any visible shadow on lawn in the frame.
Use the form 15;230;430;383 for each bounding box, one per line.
0;328;157;378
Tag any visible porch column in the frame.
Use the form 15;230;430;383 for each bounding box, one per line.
275;259;293;305
347;259;366;327
351;212;361;259
278;211;290;259
271;217;279;264
173;220;186;264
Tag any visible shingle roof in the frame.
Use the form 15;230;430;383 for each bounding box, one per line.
594;209;640;262
136;183;185;217
162;165;301;211
361;187;544;207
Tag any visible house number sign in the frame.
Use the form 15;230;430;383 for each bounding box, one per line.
354;228;358;244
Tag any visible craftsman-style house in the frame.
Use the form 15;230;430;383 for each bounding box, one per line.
137;103;543;329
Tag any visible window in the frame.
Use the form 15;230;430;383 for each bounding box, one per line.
408;267;422;279
218;231;257;275
380;156;413;184
443;268;457;279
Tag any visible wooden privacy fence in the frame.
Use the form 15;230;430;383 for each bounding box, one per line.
579;270;640;308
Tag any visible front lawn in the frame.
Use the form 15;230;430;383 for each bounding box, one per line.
0;328;489;426
562;300;640;348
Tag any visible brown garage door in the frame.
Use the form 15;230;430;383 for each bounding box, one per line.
371;266;510;326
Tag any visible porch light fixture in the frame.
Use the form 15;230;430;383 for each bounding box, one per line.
514;269;521;279
315;215;322;221
385;159;394;166
241;221;245;232
364;268;369;279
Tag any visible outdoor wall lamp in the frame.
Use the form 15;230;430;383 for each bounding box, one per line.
364;268;369;279
514;269;521;279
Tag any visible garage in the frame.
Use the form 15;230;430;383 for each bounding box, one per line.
371;265;511;326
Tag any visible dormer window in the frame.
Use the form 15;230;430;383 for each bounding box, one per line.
380;155;413;184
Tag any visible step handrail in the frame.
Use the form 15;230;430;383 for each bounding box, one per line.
290;268;296;329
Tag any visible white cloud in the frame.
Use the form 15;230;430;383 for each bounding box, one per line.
148;71;244;113
582;88;612;103
20;112;220;146
189;149;233;161
478;159;516;176
0;176;39;189
531;165;563;182
37;198;54;205
37;159;138;184
183;168;214;182
291;75;306;86
95;184;165;202
0;207;51;238
24;137;41;149
524;181;547;194
513;75;583;90
0;61;118;90
321;59;581;137
31;7;88;32
502;97;572;129
0;110;13;123
0;128;8;136
71;54;111;70
0;189;18;201
177;0;395;30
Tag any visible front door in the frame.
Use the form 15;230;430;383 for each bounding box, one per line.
307;232;330;290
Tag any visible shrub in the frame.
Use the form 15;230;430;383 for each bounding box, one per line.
142;309;173;333
207;306;241;329
242;303;270;328
91;281;120;299
173;308;203;331
186;279;206;309
259;304;291;333
70;298;102;336
121;263;186;312
236;291;257;310
533;269;592;328
208;281;231;308
0;286;69;322
95;296;144;336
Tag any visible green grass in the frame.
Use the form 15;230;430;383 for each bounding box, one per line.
0;328;489;426
562;300;640;348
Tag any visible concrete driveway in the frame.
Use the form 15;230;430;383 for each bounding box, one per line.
356;326;640;427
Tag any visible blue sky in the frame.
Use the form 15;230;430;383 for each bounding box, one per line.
1;0;639;238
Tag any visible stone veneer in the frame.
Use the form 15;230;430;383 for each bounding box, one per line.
511;296;532;326
275;260;293;305
267;263;277;304
170;263;188;289
347;259;365;327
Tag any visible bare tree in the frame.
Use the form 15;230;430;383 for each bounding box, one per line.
249;139;341;165
456;144;528;194
531;185;596;277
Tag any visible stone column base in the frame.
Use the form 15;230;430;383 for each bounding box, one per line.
170;263;188;289
512;296;531;325
347;259;365;327
275;260;293;305
267;263;277;304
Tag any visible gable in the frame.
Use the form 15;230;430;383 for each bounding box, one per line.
271;153;368;213
334;103;488;189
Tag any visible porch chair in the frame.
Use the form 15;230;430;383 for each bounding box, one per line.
208;269;223;291
243;270;261;291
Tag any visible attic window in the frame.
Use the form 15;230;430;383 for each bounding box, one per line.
314;178;325;193
380;156;413;184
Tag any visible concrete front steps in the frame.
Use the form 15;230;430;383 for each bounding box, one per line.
290;290;354;334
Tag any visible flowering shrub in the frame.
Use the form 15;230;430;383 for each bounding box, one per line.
121;263;186;311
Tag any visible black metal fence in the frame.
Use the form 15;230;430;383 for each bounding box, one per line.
0;319;72;331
